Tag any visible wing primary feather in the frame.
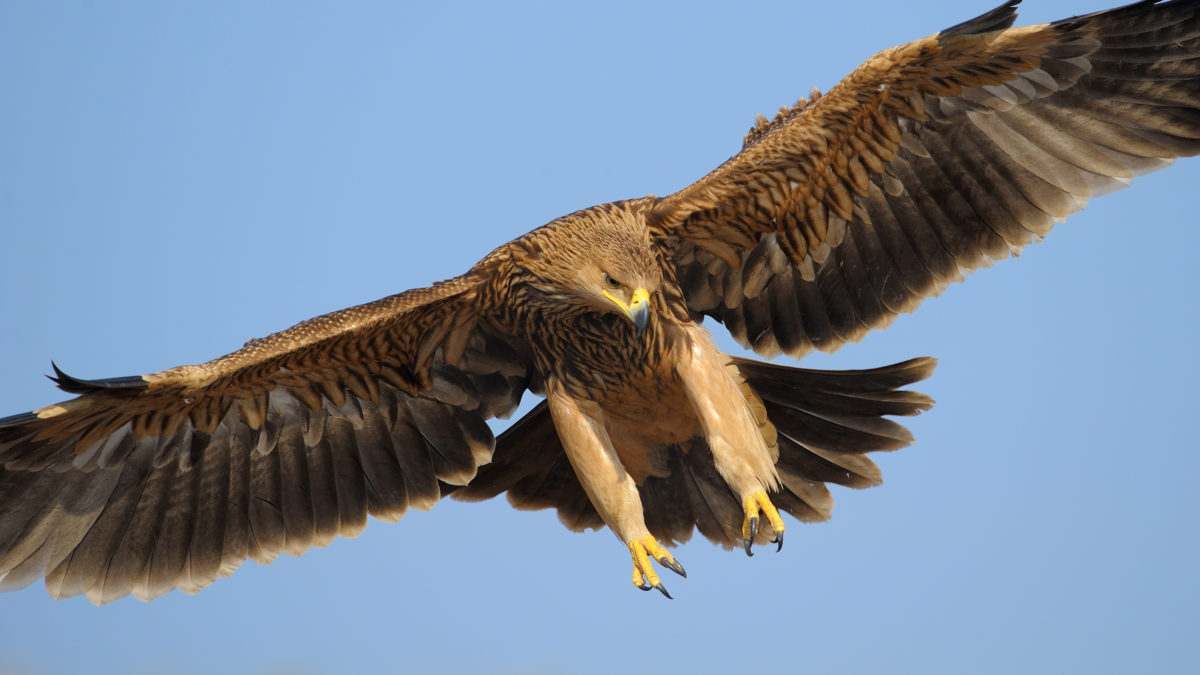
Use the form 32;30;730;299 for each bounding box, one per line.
304;420;343;546
791;261;836;352
2;470;112;596
180;427;231;597
824;220;888;335
812;251;864;345
939;0;1022;37
843;205;912;316
321;415;377;535
906;130;1014;265
407;397;481;485
862;180;938;303
385;402;440;513
352;401;413;521
881;156;969;285
48;363;148;395
118;446;184;601
274;420;317;555
245;427;287;566
765;268;807;354
246;427;288;564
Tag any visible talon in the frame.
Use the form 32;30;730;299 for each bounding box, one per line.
745;515;758;556
629;534;685;597
657;555;687;578
742;489;786;557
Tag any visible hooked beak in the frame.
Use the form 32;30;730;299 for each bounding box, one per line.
605;287;651;337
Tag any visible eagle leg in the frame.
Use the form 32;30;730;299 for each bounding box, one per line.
741;489;786;556
629;534;686;599
544;380;688;598
672;327;786;556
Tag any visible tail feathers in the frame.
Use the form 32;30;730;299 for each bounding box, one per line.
733;356;935;418
739;357;935;530
643;447;736;547
454;357;935;549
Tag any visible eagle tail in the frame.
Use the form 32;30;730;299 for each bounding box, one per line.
732;356;936;527
642;356;936;549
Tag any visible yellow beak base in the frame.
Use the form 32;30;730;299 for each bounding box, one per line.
604;287;651;337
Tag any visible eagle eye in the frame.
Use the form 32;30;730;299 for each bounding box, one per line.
603;273;621;290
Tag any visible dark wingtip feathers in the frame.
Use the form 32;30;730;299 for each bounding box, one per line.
47;361;148;395
0;409;39;429
940;0;1022;37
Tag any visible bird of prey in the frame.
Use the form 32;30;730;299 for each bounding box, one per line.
2;0;1199;604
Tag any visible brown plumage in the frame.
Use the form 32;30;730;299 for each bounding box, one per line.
3;0;1199;603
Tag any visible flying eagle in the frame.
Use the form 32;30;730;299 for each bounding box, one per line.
2;0;1198;604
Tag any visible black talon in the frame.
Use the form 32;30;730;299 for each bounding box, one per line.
638;582;653;591
654;583;673;600
773;530;784;553
658;556;687;579
745;516;758;557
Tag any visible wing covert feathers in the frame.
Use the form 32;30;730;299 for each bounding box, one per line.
0;274;533;603
655;0;1200;358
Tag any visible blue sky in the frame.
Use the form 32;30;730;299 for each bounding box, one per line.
1;1;1198;673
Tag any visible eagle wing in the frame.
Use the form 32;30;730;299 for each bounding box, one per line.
649;0;1200;357
0;261;533;604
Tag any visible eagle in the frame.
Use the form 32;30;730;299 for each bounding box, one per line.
2;0;1198;604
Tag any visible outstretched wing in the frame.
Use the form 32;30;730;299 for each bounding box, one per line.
650;0;1200;357
0;260;532;604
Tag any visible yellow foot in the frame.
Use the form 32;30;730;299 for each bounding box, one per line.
742;489;786;556
629;534;687;599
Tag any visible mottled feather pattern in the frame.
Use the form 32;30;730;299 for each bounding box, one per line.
0;279;532;602
658;0;1200;358
0;379;516;603
3;0;1198;603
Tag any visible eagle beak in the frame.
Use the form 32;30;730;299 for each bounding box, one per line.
605;287;651;337
629;289;650;337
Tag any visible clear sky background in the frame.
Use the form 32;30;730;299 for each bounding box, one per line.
2;1;1198;673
